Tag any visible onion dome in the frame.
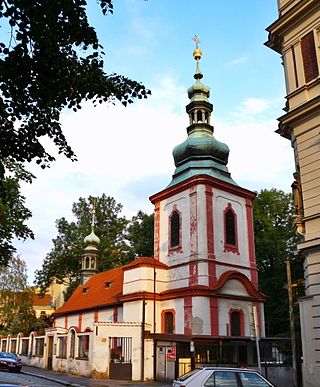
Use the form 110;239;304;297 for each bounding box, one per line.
84;230;100;248
168;37;237;187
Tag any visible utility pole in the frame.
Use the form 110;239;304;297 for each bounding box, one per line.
286;260;298;387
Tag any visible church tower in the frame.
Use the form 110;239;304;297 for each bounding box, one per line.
150;38;265;338
80;198;100;285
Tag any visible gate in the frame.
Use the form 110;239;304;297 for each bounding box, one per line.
109;337;132;380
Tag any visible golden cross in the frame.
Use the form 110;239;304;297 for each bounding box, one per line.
194;35;200;48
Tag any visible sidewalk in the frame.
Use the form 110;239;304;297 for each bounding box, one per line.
22;365;171;387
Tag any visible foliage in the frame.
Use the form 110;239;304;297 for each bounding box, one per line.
0;256;36;335
0;160;34;266
35;195;155;299
127;210;154;257
34;194;132;296
0;0;150;174
253;188;304;338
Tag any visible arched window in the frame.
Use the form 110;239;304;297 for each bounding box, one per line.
197;110;202;123
162;310;175;334
224;204;239;254
170;209;180;249
230;310;243;336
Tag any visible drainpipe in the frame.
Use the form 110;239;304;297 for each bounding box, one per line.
141;292;146;381
153;264;157;381
286;260;298;387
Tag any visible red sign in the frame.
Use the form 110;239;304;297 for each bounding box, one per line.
166;346;176;360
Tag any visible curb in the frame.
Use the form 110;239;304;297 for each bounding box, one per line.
21;370;84;387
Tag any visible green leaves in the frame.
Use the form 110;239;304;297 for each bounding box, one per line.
253;188;303;337
0;0;150;169
0;159;34;266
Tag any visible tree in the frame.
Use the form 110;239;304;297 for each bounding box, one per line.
34;194;132;297
253;188;304;337
0;159;34;266
127;211;154;257
0;255;37;335
0;0;150;175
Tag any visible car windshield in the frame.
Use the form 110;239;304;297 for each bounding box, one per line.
177;368;202;381
0;352;18;359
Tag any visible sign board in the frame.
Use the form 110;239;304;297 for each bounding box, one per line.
166;346;176;361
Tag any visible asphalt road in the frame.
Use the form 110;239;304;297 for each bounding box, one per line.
0;365;172;387
0;369;63;386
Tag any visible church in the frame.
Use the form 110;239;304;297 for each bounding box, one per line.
14;42;267;382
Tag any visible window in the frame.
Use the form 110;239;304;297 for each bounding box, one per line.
34;337;44;357
69;330;75;358
58;336;67;358
301;31;319;83
21;338;29;355
1;340;7;352
230;310;243;336
204;371;238;386
78;335;89;359
224;204;238;254
169;208;181;250
164;312;174;334
239;371;270;386
10;339;17;354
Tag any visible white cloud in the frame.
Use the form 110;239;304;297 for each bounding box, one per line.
228;56;248;66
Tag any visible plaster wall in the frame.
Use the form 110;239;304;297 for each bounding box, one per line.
123;267;157;294
192;297;211;335
92;322;153;381
158;298;184;334
159;191;189;266
213;190;250;266
218;298;251;337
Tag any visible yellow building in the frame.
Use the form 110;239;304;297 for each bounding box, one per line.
266;1;320;386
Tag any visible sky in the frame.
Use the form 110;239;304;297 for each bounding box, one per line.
14;0;294;284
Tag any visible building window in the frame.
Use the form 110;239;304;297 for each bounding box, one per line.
230;310;243;336
34;337;44;357
10;339;17;354
21;338;29;355
169;206;181;253
69;330;75;358
58;336;67;358
301;31;319;83
224;204;239;254
162;310;175;334
78;335;89;359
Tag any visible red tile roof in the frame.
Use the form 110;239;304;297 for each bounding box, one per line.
32;293;52;307
53;257;166;316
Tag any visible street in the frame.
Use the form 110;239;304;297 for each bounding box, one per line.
0;366;172;387
0;370;62;386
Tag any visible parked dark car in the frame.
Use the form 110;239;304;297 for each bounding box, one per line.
0;352;22;373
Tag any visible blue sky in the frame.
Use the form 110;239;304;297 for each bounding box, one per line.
14;0;294;284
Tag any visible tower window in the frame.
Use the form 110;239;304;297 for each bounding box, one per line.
169;208;181;249
197;110;202;123
301;31;319;83
224;204;239;254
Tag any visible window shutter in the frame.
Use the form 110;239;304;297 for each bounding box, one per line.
301;31;319;83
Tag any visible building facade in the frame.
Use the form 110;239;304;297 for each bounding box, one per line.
266;1;320;386
9;44;268;382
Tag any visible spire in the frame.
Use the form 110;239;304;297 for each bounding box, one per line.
168;36;237;188
84;197;100;247
81;197;99;285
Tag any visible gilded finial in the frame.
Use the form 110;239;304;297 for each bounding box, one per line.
193;34;202;60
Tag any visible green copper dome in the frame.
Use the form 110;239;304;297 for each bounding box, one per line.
168;38;237;188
